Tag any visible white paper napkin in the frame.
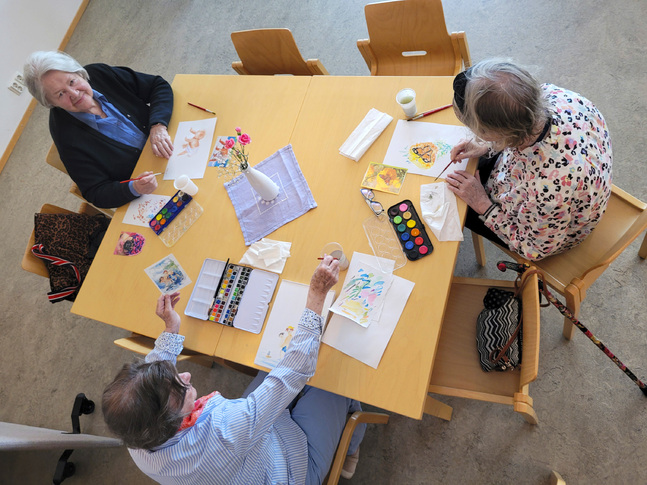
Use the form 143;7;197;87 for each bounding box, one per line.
239;238;292;273
420;183;464;241
339;108;393;162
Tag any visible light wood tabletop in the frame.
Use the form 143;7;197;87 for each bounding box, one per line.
72;74;475;419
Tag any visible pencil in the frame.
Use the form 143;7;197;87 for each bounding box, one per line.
119;172;162;183
188;102;216;115
406;103;453;121
317;257;340;260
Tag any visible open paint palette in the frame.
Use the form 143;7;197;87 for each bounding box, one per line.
149;190;192;235
387;199;433;261
184;258;279;333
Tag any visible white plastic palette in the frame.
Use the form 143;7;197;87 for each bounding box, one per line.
184;258;279;333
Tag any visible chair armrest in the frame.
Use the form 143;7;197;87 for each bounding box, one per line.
356;39;377;75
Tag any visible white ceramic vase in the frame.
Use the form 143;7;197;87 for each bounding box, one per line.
242;165;279;201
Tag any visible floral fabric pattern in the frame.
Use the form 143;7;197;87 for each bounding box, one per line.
484;84;612;260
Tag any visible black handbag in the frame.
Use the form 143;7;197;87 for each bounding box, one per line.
475;271;539;372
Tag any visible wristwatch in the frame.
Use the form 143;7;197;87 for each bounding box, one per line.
478;202;500;222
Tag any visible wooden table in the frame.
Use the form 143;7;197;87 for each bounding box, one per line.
72;74;475;419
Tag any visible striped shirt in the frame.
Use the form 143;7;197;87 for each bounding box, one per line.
129;309;323;484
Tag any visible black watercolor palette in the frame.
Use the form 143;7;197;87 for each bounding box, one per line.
149;190;193;235
387;199;433;261
208;263;253;326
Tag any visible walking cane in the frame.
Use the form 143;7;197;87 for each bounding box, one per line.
497;261;647;396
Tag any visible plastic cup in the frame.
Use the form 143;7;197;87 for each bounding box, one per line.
174;174;198;196
396;88;417;117
321;242;350;271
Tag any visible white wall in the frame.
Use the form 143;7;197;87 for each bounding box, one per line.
0;0;84;159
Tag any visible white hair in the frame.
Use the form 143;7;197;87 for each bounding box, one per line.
23;51;89;108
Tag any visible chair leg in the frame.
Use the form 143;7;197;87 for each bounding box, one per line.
513;393;538;425
562;284;581;340
550;470;566;485
472;232;486;267
424;395;453;421
639;232;647;259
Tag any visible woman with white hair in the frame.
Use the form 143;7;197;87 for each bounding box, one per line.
447;59;612;261
24;51;174;208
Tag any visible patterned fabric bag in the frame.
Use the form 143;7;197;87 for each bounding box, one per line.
32;212;109;303
476;287;522;372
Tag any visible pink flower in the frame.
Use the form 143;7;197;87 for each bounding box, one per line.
238;133;251;146
224;138;235;149
235;127;242;135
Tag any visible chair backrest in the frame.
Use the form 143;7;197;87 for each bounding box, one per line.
359;0;470;76
231;28;329;75
531;185;647;290
46;143;67;174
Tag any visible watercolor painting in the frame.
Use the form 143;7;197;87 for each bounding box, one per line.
144;254;192;294
113;231;145;256
330;263;392;327
122;194;171;228
361;162;408;194
383;120;471;177
208;135;236;167
163;117;217;180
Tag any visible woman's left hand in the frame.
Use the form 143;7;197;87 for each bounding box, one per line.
446;170;492;215
150;124;174;158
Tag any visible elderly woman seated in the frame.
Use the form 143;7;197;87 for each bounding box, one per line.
447;59;612;261
102;256;367;484
24;51;175;209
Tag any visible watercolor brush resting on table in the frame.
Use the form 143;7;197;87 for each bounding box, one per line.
102;256;369;484
444;59;612;261
23;50;175;209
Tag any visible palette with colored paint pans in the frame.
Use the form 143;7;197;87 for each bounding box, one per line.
387;199;433;261
184;258;279;333
149;190;192;235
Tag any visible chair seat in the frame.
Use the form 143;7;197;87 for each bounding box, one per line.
430;281;523;402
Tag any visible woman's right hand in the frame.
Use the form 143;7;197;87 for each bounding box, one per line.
132;171;158;195
450;139;489;162
306;255;339;315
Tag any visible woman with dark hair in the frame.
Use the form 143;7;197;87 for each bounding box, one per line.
103;256;367;484
24;51;174;209
447;59;612;260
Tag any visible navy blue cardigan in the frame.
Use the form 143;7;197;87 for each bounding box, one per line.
49;63;173;208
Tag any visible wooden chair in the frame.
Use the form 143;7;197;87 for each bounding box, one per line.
472;185;647;339
357;0;471;76
114;333;258;376
46;144;115;217
426;272;541;424
325;411;390;485
231;28;329;75
22;203;102;278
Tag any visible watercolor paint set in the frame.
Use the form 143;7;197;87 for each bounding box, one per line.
184;258;279;333
387;199;433;261
149;190;192;235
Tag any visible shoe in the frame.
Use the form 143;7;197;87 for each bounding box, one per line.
340;448;360;479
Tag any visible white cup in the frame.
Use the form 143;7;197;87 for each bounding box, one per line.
173;174;198;196
396;88;417;117
321;242;350;271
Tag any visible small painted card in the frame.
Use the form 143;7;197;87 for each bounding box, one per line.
361;162;407;194
329;260;393;327
113;231;145;256
123;194;171;228
144;254;192;294
208;135;236;167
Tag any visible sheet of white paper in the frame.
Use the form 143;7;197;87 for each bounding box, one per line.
329;258;393;327
383;120;471;177
322;253;414;369
254;281;335;370
122;194;171;227
163;118;217;180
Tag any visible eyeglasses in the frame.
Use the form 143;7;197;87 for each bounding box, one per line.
360;188;384;216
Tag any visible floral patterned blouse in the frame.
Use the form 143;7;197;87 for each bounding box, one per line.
483;84;613;260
